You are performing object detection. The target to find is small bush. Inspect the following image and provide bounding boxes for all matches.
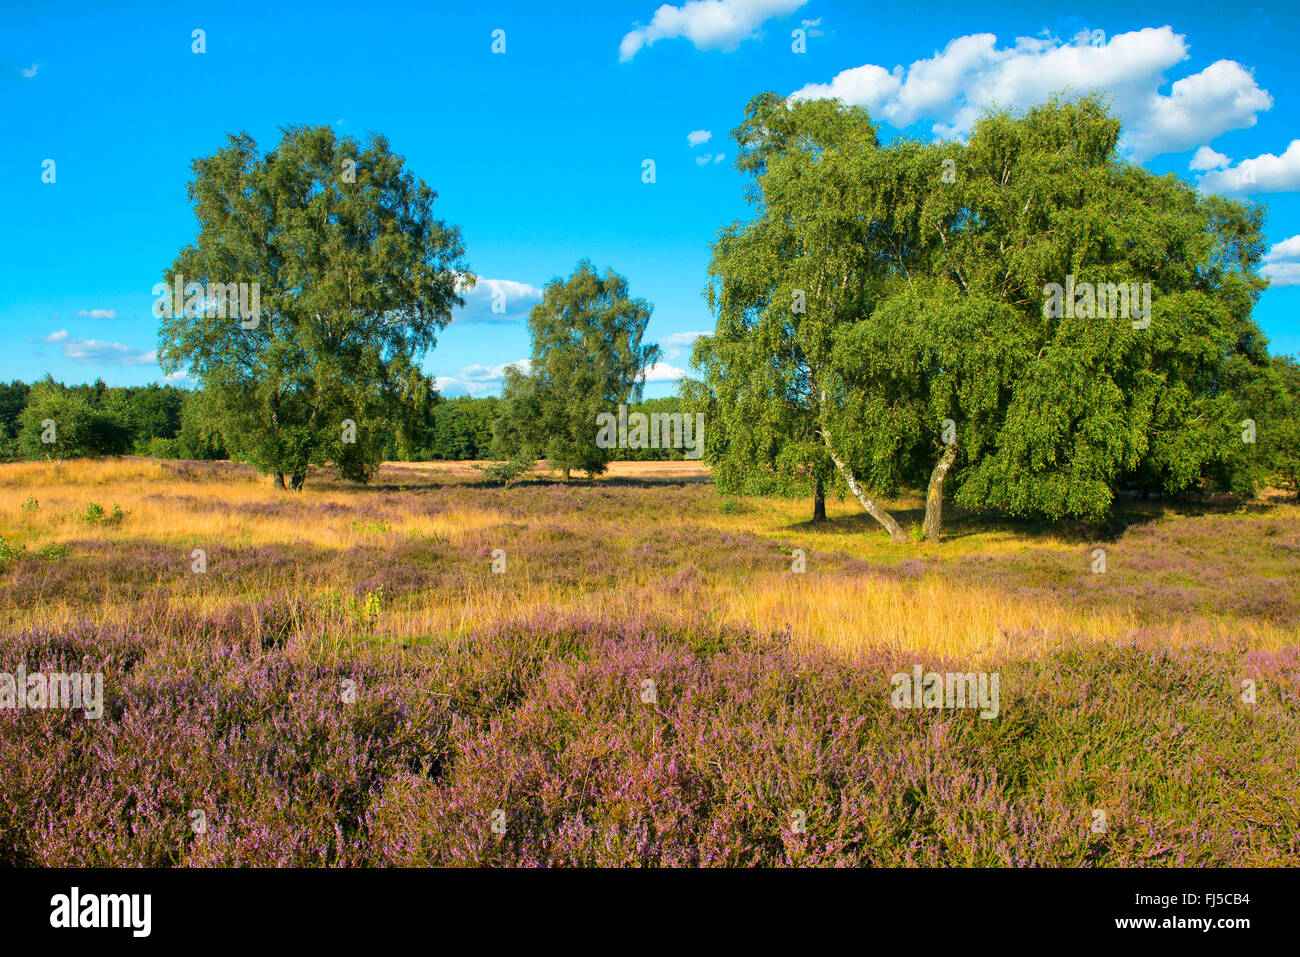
[0,536,25,564]
[473,457,535,487]
[36,542,68,563]
[78,502,127,526]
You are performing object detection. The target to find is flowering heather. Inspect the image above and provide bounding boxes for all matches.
[1,611,1295,867]
[1,459,1298,866]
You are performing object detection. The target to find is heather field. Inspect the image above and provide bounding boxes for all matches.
[1,457,1297,866]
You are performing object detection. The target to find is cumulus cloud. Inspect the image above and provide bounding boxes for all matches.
[1261,235,1300,288]
[450,277,543,324]
[659,330,709,360]
[694,153,726,165]
[790,27,1273,161]
[687,129,712,147]
[1189,145,1231,172]
[21,64,37,78]
[620,0,807,61]
[1196,140,1300,195]
[161,368,196,387]
[43,330,157,366]
[75,308,118,319]
[1128,58,1273,159]
[642,361,687,384]
[433,359,531,397]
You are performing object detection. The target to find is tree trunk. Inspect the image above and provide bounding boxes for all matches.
[274,472,286,489]
[562,467,571,482]
[822,434,907,543]
[921,442,958,542]
[289,470,306,491]
[812,474,826,522]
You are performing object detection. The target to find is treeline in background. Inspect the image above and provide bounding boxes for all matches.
[0,377,697,465]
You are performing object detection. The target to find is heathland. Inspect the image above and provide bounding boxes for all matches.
[1,457,1296,865]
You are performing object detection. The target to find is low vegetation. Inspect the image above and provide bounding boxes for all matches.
[1,458,1296,865]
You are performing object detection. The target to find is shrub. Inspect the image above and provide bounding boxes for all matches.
[78,502,127,526]
[473,456,535,487]
[0,536,24,564]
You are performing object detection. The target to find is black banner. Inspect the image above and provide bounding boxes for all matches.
[0,867,1284,945]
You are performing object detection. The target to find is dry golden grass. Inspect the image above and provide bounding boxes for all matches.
[0,458,507,551]
[3,457,1296,659]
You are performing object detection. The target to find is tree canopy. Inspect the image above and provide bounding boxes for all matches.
[696,92,1275,542]
[157,125,470,489]
[493,261,660,480]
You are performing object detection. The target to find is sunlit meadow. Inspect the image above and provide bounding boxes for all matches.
[1,457,1297,865]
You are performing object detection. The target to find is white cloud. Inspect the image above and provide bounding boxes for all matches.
[620,0,808,62]
[687,129,712,147]
[435,354,689,394]
[43,330,157,366]
[21,64,37,78]
[1265,235,1300,263]
[450,277,543,324]
[161,368,196,387]
[790,27,1273,161]
[1197,140,1300,195]
[1262,263,1300,288]
[659,330,709,360]
[1261,235,1300,288]
[75,308,118,319]
[1189,145,1231,172]
[433,359,530,396]
[642,361,687,384]
[1128,59,1272,159]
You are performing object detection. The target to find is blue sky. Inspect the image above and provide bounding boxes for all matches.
[2,0,1297,398]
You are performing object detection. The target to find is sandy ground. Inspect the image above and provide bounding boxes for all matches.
[379,459,713,483]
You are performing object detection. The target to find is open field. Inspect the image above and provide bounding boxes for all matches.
[2,457,1298,865]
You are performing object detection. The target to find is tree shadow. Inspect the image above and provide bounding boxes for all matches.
[780,493,1282,544]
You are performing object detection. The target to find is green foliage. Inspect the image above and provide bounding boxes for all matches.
[492,261,660,479]
[78,503,126,527]
[701,91,1276,533]
[0,535,61,569]
[1266,354,1300,498]
[943,100,1272,517]
[0,380,31,459]
[322,586,384,635]
[157,126,470,489]
[174,389,225,460]
[0,536,22,565]
[2,377,208,463]
[16,377,132,460]
[143,436,180,459]
[472,455,536,487]
[696,93,877,518]
[36,542,67,563]
[612,397,708,461]
[389,395,500,461]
